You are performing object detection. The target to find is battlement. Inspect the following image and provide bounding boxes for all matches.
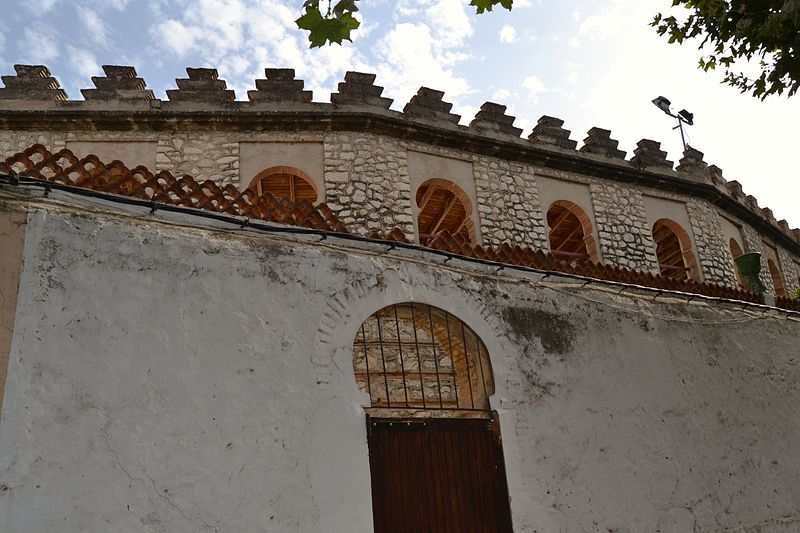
[0,64,795,251]
[1,64,798,299]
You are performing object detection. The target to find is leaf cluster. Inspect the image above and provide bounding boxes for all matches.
[296,0,514,47]
[653,1,800,99]
[296,0,361,48]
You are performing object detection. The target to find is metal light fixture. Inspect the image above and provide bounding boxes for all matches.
[651,96,694,150]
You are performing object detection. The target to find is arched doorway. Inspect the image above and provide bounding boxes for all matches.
[767,259,787,297]
[652,219,699,280]
[353,303,512,533]
[248,166,317,203]
[546,200,599,262]
[415,179,474,245]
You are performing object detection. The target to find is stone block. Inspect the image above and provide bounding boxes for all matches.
[528,116,576,149]
[81,65,155,101]
[166,67,235,104]
[248,68,312,103]
[629,139,673,170]
[579,127,624,158]
[402,87,460,124]
[331,72,392,109]
[676,147,708,176]
[469,102,522,137]
[0,64,68,100]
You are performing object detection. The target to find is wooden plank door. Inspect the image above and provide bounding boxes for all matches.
[367,416,513,533]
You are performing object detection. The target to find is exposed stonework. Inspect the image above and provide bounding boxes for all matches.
[156,133,239,185]
[473,157,547,248]
[740,224,777,294]
[469,103,522,137]
[248,68,312,104]
[529,116,577,150]
[403,88,460,124]
[590,182,659,272]
[686,200,738,287]
[630,139,673,170]
[330,72,392,109]
[777,247,800,294]
[1,64,799,302]
[80,65,154,101]
[323,132,413,238]
[166,68,236,104]
[579,127,626,159]
[0,65,67,101]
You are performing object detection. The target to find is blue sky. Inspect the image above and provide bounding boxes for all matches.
[1,0,798,227]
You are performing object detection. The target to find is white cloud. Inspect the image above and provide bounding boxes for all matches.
[499,25,517,44]
[568,36,581,48]
[425,0,474,47]
[67,46,101,80]
[21,28,60,63]
[566,70,578,85]
[492,88,513,101]
[77,6,108,44]
[22,0,58,15]
[154,19,202,57]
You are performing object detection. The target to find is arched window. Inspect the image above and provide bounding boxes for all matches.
[353,303,494,411]
[729,238,745,287]
[652,219,699,280]
[767,258,787,297]
[248,166,317,203]
[415,179,474,245]
[546,200,598,262]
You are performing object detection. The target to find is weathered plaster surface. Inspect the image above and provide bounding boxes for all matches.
[0,205,26,419]
[0,197,799,532]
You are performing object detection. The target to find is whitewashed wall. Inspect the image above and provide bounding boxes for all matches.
[0,197,799,532]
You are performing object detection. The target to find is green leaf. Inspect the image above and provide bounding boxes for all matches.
[296,4,360,48]
[470,0,513,14]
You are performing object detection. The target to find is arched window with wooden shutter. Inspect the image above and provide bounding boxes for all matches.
[248,166,318,203]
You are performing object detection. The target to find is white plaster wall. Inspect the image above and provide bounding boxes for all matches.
[1,199,799,532]
[238,141,325,195]
[65,140,158,170]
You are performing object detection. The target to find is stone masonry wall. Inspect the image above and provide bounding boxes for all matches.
[741,224,777,294]
[473,157,548,248]
[156,133,239,185]
[323,132,414,239]
[589,182,659,272]
[686,199,739,287]
[777,247,800,295]
[2,127,799,297]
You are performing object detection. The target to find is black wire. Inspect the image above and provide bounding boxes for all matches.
[0,172,795,317]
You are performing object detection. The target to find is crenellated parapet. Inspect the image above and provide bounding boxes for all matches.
[331,72,392,109]
[469,102,522,136]
[403,87,460,124]
[248,68,312,104]
[0,65,67,101]
[580,127,626,159]
[0,63,797,258]
[166,68,236,105]
[81,65,154,101]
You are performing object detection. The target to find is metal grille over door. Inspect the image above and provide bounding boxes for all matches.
[353,303,494,411]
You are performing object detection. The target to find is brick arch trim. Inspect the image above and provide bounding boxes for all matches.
[415,178,475,244]
[546,199,599,263]
[729,238,745,287]
[248,165,318,202]
[652,218,700,281]
[767,258,787,297]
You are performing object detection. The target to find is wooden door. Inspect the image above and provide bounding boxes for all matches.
[367,416,513,533]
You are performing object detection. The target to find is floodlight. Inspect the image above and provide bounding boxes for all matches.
[651,96,695,151]
[652,96,672,115]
